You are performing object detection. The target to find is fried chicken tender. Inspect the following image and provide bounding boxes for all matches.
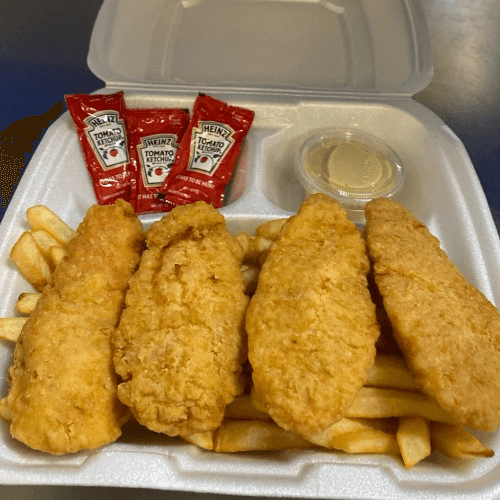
[113,201,248,437]
[0,200,144,454]
[246,194,380,437]
[365,198,500,431]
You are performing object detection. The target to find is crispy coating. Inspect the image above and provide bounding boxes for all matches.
[246,194,380,437]
[365,198,500,431]
[0,200,144,454]
[113,201,248,437]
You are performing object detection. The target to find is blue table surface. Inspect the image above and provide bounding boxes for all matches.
[1,1,500,499]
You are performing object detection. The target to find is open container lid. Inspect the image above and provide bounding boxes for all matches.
[88,0,433,96]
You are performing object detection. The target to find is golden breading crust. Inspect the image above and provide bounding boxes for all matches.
[365,198,500,431]
[0,200,144,454]
[246,194,380,437]
[113,201,248,437]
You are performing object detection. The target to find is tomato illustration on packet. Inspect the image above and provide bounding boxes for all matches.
[65,91,132,205]
[158,93,255,209]
[126,108,189,214]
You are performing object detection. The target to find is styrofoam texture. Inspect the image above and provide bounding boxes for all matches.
[87,0,433,96]
[0,89,500,499]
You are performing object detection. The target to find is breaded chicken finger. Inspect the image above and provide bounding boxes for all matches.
[365,198,500,431]
[113,201,248,437]
[0,200,144,454]
[246,194,380,437]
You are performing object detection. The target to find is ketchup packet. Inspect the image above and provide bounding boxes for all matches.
[126,108,189,214]
[65,92,132,205]
[159,94,255,209]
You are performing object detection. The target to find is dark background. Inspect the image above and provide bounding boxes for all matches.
[1,0,500,499]
[0,0,103,217]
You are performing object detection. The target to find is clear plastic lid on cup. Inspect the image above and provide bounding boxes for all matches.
[295,128,405,223]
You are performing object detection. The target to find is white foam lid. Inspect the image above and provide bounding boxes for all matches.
[87,0,433,96]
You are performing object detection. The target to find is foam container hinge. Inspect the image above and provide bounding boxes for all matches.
[1,0,500,498]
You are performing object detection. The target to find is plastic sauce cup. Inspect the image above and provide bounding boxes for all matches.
[295,128,405,224]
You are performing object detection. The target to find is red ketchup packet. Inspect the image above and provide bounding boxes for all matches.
[159,94,255,209]
[65,92,132,205]
[126,108,189,214]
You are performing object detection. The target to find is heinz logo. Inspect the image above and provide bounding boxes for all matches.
[201,122,231,138]
[88,114,117,128]
[143,136,173,148]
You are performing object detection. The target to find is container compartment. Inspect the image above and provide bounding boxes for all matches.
[1,89,500,499]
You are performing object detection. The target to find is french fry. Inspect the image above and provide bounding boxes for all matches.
[255,218,287,240]
[254,235,273,254]
[325,429,400,456]
[234,232,259,261]
[234,232,250,258]
[0,317,28,342]
[214,420,311,452]
[365,355,420,391]
[182,431,214,451]
[250,385,268,414]
[10,231,52,291]
[256,250,269,267]
[225,395,272,421]
[346,387,457,424]
[248,387,401,456]
[307,417,397,448]
[430,422,494,459]
[397,416,431,468]
[241,263,260,295]
[0,398,11,422]
[48,245,67,268]
[31,229,62,266]
[15,292,41,315]
[26,205,76,246]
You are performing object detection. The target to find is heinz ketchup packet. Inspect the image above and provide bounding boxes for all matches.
[65,92,132,205]
[159,94,254,209]
[126,108,189,214]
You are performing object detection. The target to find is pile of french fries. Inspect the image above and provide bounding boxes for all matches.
[0,206,495,468]
[0,205,75,340]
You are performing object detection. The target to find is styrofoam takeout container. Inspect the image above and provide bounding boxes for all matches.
[1,0,500,498]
